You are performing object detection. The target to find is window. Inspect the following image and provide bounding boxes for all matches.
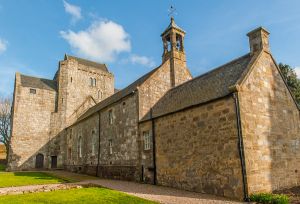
[68,148,72,160]
[90,77,97,87]
[109,139,113,155]
[143,131,151,150]
[30,88,36,94]
[78,136,82,158]
[70,77,73,83]
[108,110,113,125]
[98,90,103,99]
[91,130,96,156]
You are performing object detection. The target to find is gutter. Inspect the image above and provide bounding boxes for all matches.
[150,108,157,185]
[233,92,249,201]
[96,111,101,177]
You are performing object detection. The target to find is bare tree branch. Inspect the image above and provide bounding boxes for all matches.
[0,97,12,161]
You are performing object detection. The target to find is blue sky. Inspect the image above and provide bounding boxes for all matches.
[0,0,299,97]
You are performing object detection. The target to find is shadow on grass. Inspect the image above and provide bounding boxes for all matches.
[13,172,69,182]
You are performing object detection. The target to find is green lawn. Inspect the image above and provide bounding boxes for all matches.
[0,172,67,188]
[0,187,158,204]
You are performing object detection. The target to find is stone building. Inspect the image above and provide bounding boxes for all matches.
[8,18,300,200]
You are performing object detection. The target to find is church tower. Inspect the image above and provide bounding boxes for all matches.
[161,17,189,87]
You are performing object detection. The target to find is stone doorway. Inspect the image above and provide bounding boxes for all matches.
[51,156,57,169]
[35,153,44,169]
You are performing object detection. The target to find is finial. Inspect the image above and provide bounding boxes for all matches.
[168,5,177,18]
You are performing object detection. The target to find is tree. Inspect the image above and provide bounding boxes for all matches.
[0,97,12,162]
[279,63,300,105]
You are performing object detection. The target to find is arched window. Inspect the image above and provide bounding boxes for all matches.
[78,136,82,158]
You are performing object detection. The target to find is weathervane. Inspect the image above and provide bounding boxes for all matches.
[168,5,177,18]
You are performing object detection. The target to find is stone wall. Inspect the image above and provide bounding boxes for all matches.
[239,52,300,194]
[138,121,155,183]
[139,60,192,120]
[8,73,57,170]
[56,58,114,130]
[154,96,244,199]
[66,94,140,180]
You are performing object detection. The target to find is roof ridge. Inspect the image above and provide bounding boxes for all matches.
[20,73,54,81]
[168,53,251,91]
[65,54,106,65]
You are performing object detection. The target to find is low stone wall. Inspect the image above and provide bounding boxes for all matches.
[0,183,82,196]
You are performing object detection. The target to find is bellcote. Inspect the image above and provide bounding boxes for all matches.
[161,17,186,63]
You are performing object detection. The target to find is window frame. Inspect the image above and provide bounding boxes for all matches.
[143,131,151,150]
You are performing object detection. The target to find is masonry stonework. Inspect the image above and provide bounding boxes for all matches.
[8,19,300,201]
[239,51,300,194]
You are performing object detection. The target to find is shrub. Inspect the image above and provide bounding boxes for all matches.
[249,193,289,204]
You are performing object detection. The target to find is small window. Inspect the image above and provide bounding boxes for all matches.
[68,148,72,160]
[108,110,113,125]
[91,130,96,156]
[143,131,151,150]
[70,77,73,83]
[30,88,36,94]
[109,139,113,155]
[78,136,82,158]
[98,90,103,99]
[90,77,96,87]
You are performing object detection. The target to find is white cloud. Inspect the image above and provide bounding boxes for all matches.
[63,0,82,23]
[130,54,155,67]
[0,38,7,54]
[60,20,131,62]
[295,67,300,78]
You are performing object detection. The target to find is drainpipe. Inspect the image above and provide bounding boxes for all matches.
[233,92,249,201]
[96,111,101,177]
[150,108,157,185]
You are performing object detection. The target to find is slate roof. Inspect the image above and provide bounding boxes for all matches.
[20,74,57,91]
[77,66,161,122]
[143,53,252,120]
[64,54,109,73]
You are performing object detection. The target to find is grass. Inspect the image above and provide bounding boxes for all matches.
[250,193,289,204]
[0,164,5,172]
[0,187,158,204]
[0,172,67,188]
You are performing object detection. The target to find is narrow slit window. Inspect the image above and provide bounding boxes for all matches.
[109,139,113,155]
[108,110,113,125]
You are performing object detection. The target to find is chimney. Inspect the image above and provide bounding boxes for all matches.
[247,27,270,55]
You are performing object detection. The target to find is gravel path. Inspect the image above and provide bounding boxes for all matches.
[1,171,244,204]
[78,179,243,204]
